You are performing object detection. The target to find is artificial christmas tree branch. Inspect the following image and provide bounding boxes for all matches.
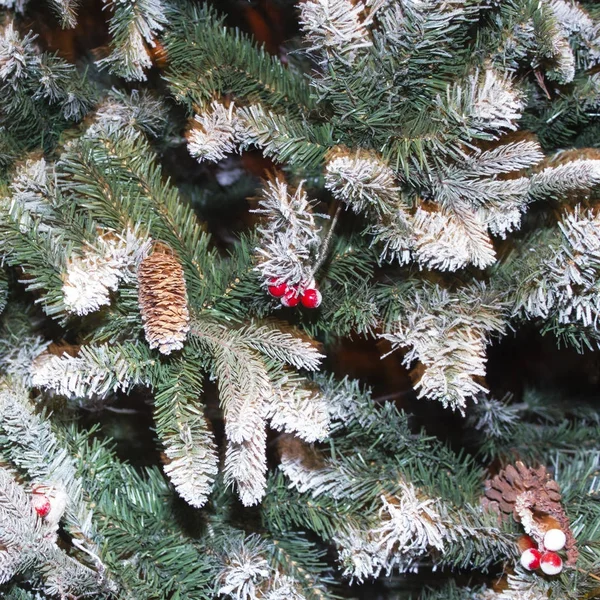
[1,0,600,598]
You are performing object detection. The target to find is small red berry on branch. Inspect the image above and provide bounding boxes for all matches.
[540,551,563,575]
[265,275,324,309]
[30,485,68,528]
[300,288,322,309]
[520,548,542,571]
[267,279,287,298]
[281,287,300,307]
[32,493,51,518]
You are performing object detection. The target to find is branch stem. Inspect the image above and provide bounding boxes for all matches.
[310,202,342,279]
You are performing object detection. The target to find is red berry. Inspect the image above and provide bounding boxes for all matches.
[520,548,542,571]
[300,288,322,309]
[267,279,287,298]
[33,494,51,518]
[281,287,300,307]
[540,551,563,575]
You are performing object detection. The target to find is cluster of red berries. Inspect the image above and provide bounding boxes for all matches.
[519,529,566,575]
[267,278,322,309]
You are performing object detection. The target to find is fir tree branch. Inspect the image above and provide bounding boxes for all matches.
[240,322,324,372]
[97,0,168,81]
[48,0,79,29]
[152,356,218,509]
[238,104,333,172]
[0,380,117,595]
[0,20,94,167]
[30,343,153,399]
[58,125,215,311]
[163,3,316,115]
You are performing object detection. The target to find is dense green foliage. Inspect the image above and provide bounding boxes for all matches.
[0,0,599,598]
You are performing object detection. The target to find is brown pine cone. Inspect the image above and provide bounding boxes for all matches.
[484,462,560,516]
[484,461,578,565]
[138,243,190,355]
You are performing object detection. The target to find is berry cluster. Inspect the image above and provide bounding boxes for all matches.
[519,529,566,576]
[267,278,322,309]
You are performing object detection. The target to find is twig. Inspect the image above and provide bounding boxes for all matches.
[578,566,600,583]
[72,538,107,574]
[104,406,142,415]
[309,202,342,279]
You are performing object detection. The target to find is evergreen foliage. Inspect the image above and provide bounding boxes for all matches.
[0,0,599,598]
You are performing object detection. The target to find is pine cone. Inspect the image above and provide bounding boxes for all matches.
[484,461,578,565]
[138,243,190,355]
[484,462,560,516]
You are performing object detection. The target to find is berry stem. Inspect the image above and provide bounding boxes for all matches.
[309,201,342,281]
